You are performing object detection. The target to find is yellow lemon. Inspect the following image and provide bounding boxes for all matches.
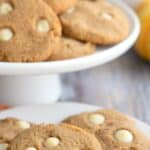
[135,0,150,61]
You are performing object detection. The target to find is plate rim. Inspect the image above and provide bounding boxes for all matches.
[0,102,150,137]
[0,102,99,114]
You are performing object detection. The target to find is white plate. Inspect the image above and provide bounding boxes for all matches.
[0,102,150,138]
[0,0,140,75]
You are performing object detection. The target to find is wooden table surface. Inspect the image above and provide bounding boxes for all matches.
[61,49,150,124]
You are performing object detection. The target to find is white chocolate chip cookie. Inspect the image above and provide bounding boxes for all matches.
[0,0,61,62]
[63,109,150,150]
[8,124,102,150]
[60,0,130,45]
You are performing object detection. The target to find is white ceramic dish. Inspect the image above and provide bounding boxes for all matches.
[0,0,140,105]
[0,102,149,138]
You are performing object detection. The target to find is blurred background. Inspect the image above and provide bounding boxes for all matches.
[61,50,150,124]
[61,0,150,124]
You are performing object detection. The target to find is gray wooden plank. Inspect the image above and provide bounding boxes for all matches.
[61,49,150,124]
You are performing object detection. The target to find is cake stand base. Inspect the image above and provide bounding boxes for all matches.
[0,75,62,106]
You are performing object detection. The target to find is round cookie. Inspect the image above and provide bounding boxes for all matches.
[43,0,77,14]
[8,124,102,150]
[0,0,61,62]
[50,37,95,60]
[0,118,33,149]
[63,109,150,150]
[60,0,130,45]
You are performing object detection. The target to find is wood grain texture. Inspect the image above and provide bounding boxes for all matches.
[61,49,150,124]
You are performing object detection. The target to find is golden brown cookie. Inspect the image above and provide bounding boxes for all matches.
[0,0,61,62]
[50,37,95,60]
[8,124,102,150]
[60,1,130,45]
[0,118,33,149]
[63,109,150,150]
[43,0,77,14]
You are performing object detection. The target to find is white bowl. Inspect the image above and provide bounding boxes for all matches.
[0,0,140,105]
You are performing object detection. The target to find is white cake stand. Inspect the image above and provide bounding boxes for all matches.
[0,0,140,106]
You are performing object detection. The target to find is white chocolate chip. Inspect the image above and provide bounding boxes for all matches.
[66,7,75,14]
[101,12,112,20]
[0,28,13,42]
[0,3,13,15]
[89,114,105,125]
[115,129,133,143]
[17,120,31,129]
[45,137,60,148]
[25,147,37,150]
[0,143,9,150]
[37,19,50,33]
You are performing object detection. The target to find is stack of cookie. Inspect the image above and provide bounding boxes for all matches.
[0,0,130,62]
[0,109,150,150]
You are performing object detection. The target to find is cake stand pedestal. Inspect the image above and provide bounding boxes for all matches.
[0,75,61,106]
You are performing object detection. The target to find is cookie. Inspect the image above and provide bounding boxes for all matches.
[8,124,102,150]
[63,109,150,150]
[0,0,61,62]
[0,118,33,149]
[50,37,95,60]
[43,0,77,14]
[60,1,130,45]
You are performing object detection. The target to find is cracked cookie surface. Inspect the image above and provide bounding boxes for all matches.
[0,0,61,62]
